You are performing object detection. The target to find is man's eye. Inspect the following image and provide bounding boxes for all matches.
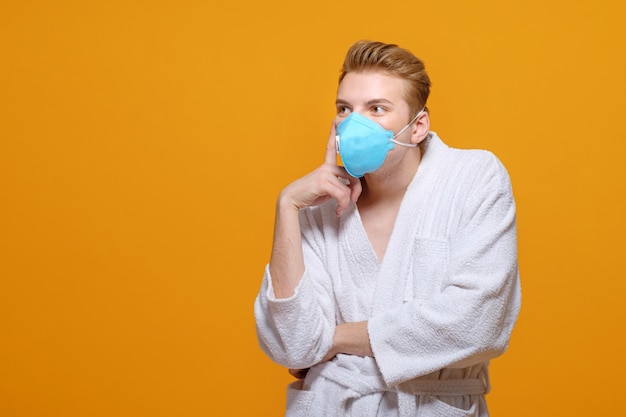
[372,106,385,114]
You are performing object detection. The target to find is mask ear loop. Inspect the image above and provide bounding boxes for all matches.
[391,107,426,147]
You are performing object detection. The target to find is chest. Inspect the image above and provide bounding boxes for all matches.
[358,201,402,263]
[330,190,454,320]
[334,207,451,321]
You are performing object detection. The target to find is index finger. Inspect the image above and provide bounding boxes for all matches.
[324,121,338,166]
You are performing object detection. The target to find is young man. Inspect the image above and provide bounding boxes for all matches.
[254,40,521,416]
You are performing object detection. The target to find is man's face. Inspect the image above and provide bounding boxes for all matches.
[335,71,412,137]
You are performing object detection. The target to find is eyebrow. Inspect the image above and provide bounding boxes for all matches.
[335,98,395,107]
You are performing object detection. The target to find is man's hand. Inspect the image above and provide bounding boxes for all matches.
[288,368,309,380]
[278,123,362,217]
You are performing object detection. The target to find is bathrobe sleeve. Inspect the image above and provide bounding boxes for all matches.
[254,207,337,369]
[368,153,521,386]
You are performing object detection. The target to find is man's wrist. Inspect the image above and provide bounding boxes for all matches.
[277,191,301,214]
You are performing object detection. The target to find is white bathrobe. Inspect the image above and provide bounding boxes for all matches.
[254,132,521,417]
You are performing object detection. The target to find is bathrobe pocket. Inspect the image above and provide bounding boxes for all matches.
[405,238,448,302]
[419,395,478,417]
[285,380,316,417]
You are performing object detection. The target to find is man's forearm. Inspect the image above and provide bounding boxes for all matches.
[331,321,373,358]
[269,198,305,299]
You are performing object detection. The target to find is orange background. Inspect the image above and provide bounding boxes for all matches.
[1,1,625,416]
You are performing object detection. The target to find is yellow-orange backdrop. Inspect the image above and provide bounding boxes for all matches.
[1,1,625,416]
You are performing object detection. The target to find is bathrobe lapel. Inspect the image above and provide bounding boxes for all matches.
[337,204,381,320]
[370,137,439,316]
[336,134,443,319]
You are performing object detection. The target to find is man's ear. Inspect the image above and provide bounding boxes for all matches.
[410,111,430,145]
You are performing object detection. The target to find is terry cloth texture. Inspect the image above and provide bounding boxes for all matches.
[254,132,521,417]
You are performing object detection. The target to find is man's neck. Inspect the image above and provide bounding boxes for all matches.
[359,151,421,205]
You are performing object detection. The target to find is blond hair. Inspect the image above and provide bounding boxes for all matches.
[339,40,431,117]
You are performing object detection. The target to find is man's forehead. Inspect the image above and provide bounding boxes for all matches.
[337,71,408,102]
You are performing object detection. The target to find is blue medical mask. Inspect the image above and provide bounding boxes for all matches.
[335,109,425,178]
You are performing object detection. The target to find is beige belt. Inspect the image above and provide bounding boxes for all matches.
[315,360,488,398]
